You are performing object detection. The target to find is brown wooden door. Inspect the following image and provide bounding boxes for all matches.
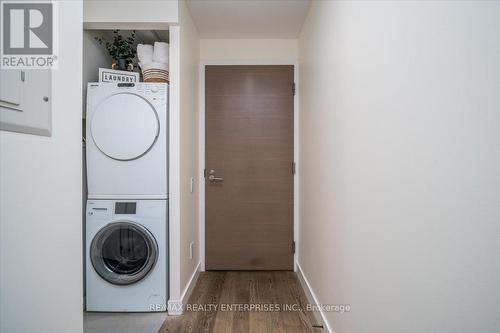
[205,65,294,270]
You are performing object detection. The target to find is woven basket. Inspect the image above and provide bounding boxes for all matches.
[142,68,169,83]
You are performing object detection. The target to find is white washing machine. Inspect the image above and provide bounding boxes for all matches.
[86,199,168,312]
[86,82,168,199]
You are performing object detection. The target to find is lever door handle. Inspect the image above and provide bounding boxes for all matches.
[208,174,224,182]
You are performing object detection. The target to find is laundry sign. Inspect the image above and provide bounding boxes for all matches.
[99,68,139,83]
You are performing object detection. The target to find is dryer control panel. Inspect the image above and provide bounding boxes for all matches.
[112,83,167,103]
[137,84,167,102]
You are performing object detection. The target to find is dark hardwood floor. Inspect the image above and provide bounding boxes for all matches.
[159,271,322,333]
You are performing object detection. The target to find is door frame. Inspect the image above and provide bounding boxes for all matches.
[198,60,300,272]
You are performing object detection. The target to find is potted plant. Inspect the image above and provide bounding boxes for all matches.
[95,30,136,71]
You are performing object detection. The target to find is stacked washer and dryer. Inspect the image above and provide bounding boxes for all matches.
[85,82,168,312]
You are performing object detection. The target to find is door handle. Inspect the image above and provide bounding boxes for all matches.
[208,174,224,182]
[208,169,223,182]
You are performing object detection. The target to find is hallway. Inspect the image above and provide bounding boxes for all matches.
[160,271,322,333]
[1,1,499,333]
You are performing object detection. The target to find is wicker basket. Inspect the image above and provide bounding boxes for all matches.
[142,68,169,83]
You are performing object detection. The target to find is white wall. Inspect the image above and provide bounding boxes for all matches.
[82,30,111,86]
[179,0,200,297]
[0,1,83,333]
[200,39,297,62]
[82,30,112,117]
[83,0,178,29]
[298,1,500,332]
[168,24,182,307]
[168,0,200,310]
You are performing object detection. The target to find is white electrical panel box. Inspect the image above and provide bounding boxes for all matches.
[0,69,52,136]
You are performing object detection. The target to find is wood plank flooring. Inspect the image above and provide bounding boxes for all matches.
[159,271,322,333]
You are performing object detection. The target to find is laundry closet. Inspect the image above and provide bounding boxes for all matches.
[82,6,175,314]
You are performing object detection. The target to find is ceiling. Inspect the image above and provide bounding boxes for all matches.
[186,0,311,39]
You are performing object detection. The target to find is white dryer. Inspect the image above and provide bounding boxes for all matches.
[86,82,168,199]
[86,199,168,312]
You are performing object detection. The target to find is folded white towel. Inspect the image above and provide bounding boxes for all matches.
[137,44,153,64]
[153,42,169,65]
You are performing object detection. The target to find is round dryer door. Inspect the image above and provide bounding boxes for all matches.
[90,221,158,285]
[91,93,159,161]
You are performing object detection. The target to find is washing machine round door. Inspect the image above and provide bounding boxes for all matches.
[91,93,159,161]
[90,221,158,285]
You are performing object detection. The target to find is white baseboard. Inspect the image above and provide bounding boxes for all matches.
[296,262,335,333]
[167,261,201,315]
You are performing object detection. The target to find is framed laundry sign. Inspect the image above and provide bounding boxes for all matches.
[98,68,139,83]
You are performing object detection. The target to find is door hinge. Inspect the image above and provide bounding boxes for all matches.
[203,169,207,178]
[292,241,296,254]
[292,82,296,96]
[292,162,296,175]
